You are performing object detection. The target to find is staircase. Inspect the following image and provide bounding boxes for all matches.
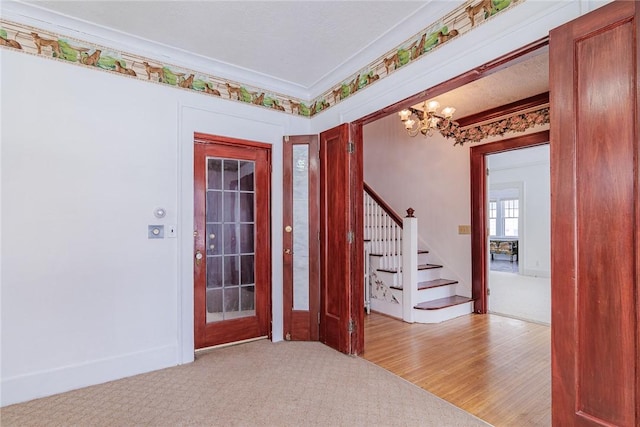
[364,183,473,323]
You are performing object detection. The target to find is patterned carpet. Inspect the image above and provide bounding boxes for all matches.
[1,340,489,426]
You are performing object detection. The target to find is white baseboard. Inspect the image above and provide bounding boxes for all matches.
[522,268,551,278]
[1,344,179,407]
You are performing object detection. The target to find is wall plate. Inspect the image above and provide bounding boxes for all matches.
[148,225,164,239]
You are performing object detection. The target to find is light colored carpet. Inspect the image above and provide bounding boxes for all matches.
[1,340,490,426]
[489,271,550,324]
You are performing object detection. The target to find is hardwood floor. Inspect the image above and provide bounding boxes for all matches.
[363,312,550,427]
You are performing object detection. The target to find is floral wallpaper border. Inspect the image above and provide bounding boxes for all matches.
[452,107,549,145]
[0,0,523,118]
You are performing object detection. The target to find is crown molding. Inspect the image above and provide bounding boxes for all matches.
[1,0,311,99]
[306,1,463,100]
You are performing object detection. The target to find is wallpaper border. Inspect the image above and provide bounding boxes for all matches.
[0,0,524,118]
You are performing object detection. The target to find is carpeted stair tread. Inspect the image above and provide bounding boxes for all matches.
[414,295,473,310]
[418,279,458,290]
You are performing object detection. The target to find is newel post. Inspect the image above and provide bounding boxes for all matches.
[402,208,418,323]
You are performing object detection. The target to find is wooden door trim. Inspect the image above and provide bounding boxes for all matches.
[282,135,320,341]
[194,132,272,150]
[357,37,549,126]
[469,130,550,313]
[349,122,364,355]
[193,134,272,349]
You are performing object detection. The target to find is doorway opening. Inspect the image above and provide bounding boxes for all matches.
[486,145,550,325]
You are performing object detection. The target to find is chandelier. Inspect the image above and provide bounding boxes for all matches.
[398,100,459,138]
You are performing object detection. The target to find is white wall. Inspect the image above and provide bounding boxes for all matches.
[488,145,550,276]
[0,49,309,406]
[363,114,473,297]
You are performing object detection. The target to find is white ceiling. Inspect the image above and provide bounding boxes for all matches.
[14,1,549,117]
[22,0,428,89]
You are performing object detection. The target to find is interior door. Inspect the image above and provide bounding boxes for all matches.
[283,135,320,341]
[318,123,364,355]
[550,1,638,425]
[194,133,271,349]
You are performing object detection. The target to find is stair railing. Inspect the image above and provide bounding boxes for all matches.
[363,183,403,271]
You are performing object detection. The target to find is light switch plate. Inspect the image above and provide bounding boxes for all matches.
[148,225,164,239]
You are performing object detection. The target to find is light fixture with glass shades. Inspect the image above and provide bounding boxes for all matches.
[398,100,459,138]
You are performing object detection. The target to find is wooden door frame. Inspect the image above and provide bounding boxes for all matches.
[193,132,272,349]
[352,38,549,333]
[469,130,550,313]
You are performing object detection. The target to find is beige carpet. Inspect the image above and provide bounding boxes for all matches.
[1,340,489,426]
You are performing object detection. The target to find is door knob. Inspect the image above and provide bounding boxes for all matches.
[285,225,292,233]
[284,248,292,255]
[195,250,203,266]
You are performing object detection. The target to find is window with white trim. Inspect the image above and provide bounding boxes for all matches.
[489,198,519,237]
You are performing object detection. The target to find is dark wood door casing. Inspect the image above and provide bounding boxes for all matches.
[550,1,638,425]
[193,133,272,349]
[470,131,550,313]
[283,135,320,341]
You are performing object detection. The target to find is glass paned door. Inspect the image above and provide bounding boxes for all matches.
[283,135,319,341]
[194,135,271,349]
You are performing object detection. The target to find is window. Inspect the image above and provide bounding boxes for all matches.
[489,201,497,236]
[489,198,519,237]
[503,199,519,237]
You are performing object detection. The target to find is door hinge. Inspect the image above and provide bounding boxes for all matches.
[347,142,355,153]
[318,312,320,324]
[347,231,354,244]
[486,168,490,176]
[348,318,355,333]
[284,135,290,142]
[487,288,491,296]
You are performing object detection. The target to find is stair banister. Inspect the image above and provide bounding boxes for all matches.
[364,183,402,272]
[402,208,419,323]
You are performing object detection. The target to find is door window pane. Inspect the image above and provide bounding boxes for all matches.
[223,224,239,254]
[224,287,239,313]
[240,193,254,222]
[240,224,254,254]
[241,255,254,284]
[206,156,256,323]
[206,191,222,223]
[239,161,254,191]
[207,159,222,190]
[206,256,222,288]
[223,255,239,286]
[206,224,221,255]
[292,145,310,310]
[223,160,239,190]
[223,192,237,222]
[240,286,255,311]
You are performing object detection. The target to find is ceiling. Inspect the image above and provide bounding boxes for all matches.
[22,0,428,89]
[16,1,549,118]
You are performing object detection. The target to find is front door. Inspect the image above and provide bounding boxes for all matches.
[194,133,271,349]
